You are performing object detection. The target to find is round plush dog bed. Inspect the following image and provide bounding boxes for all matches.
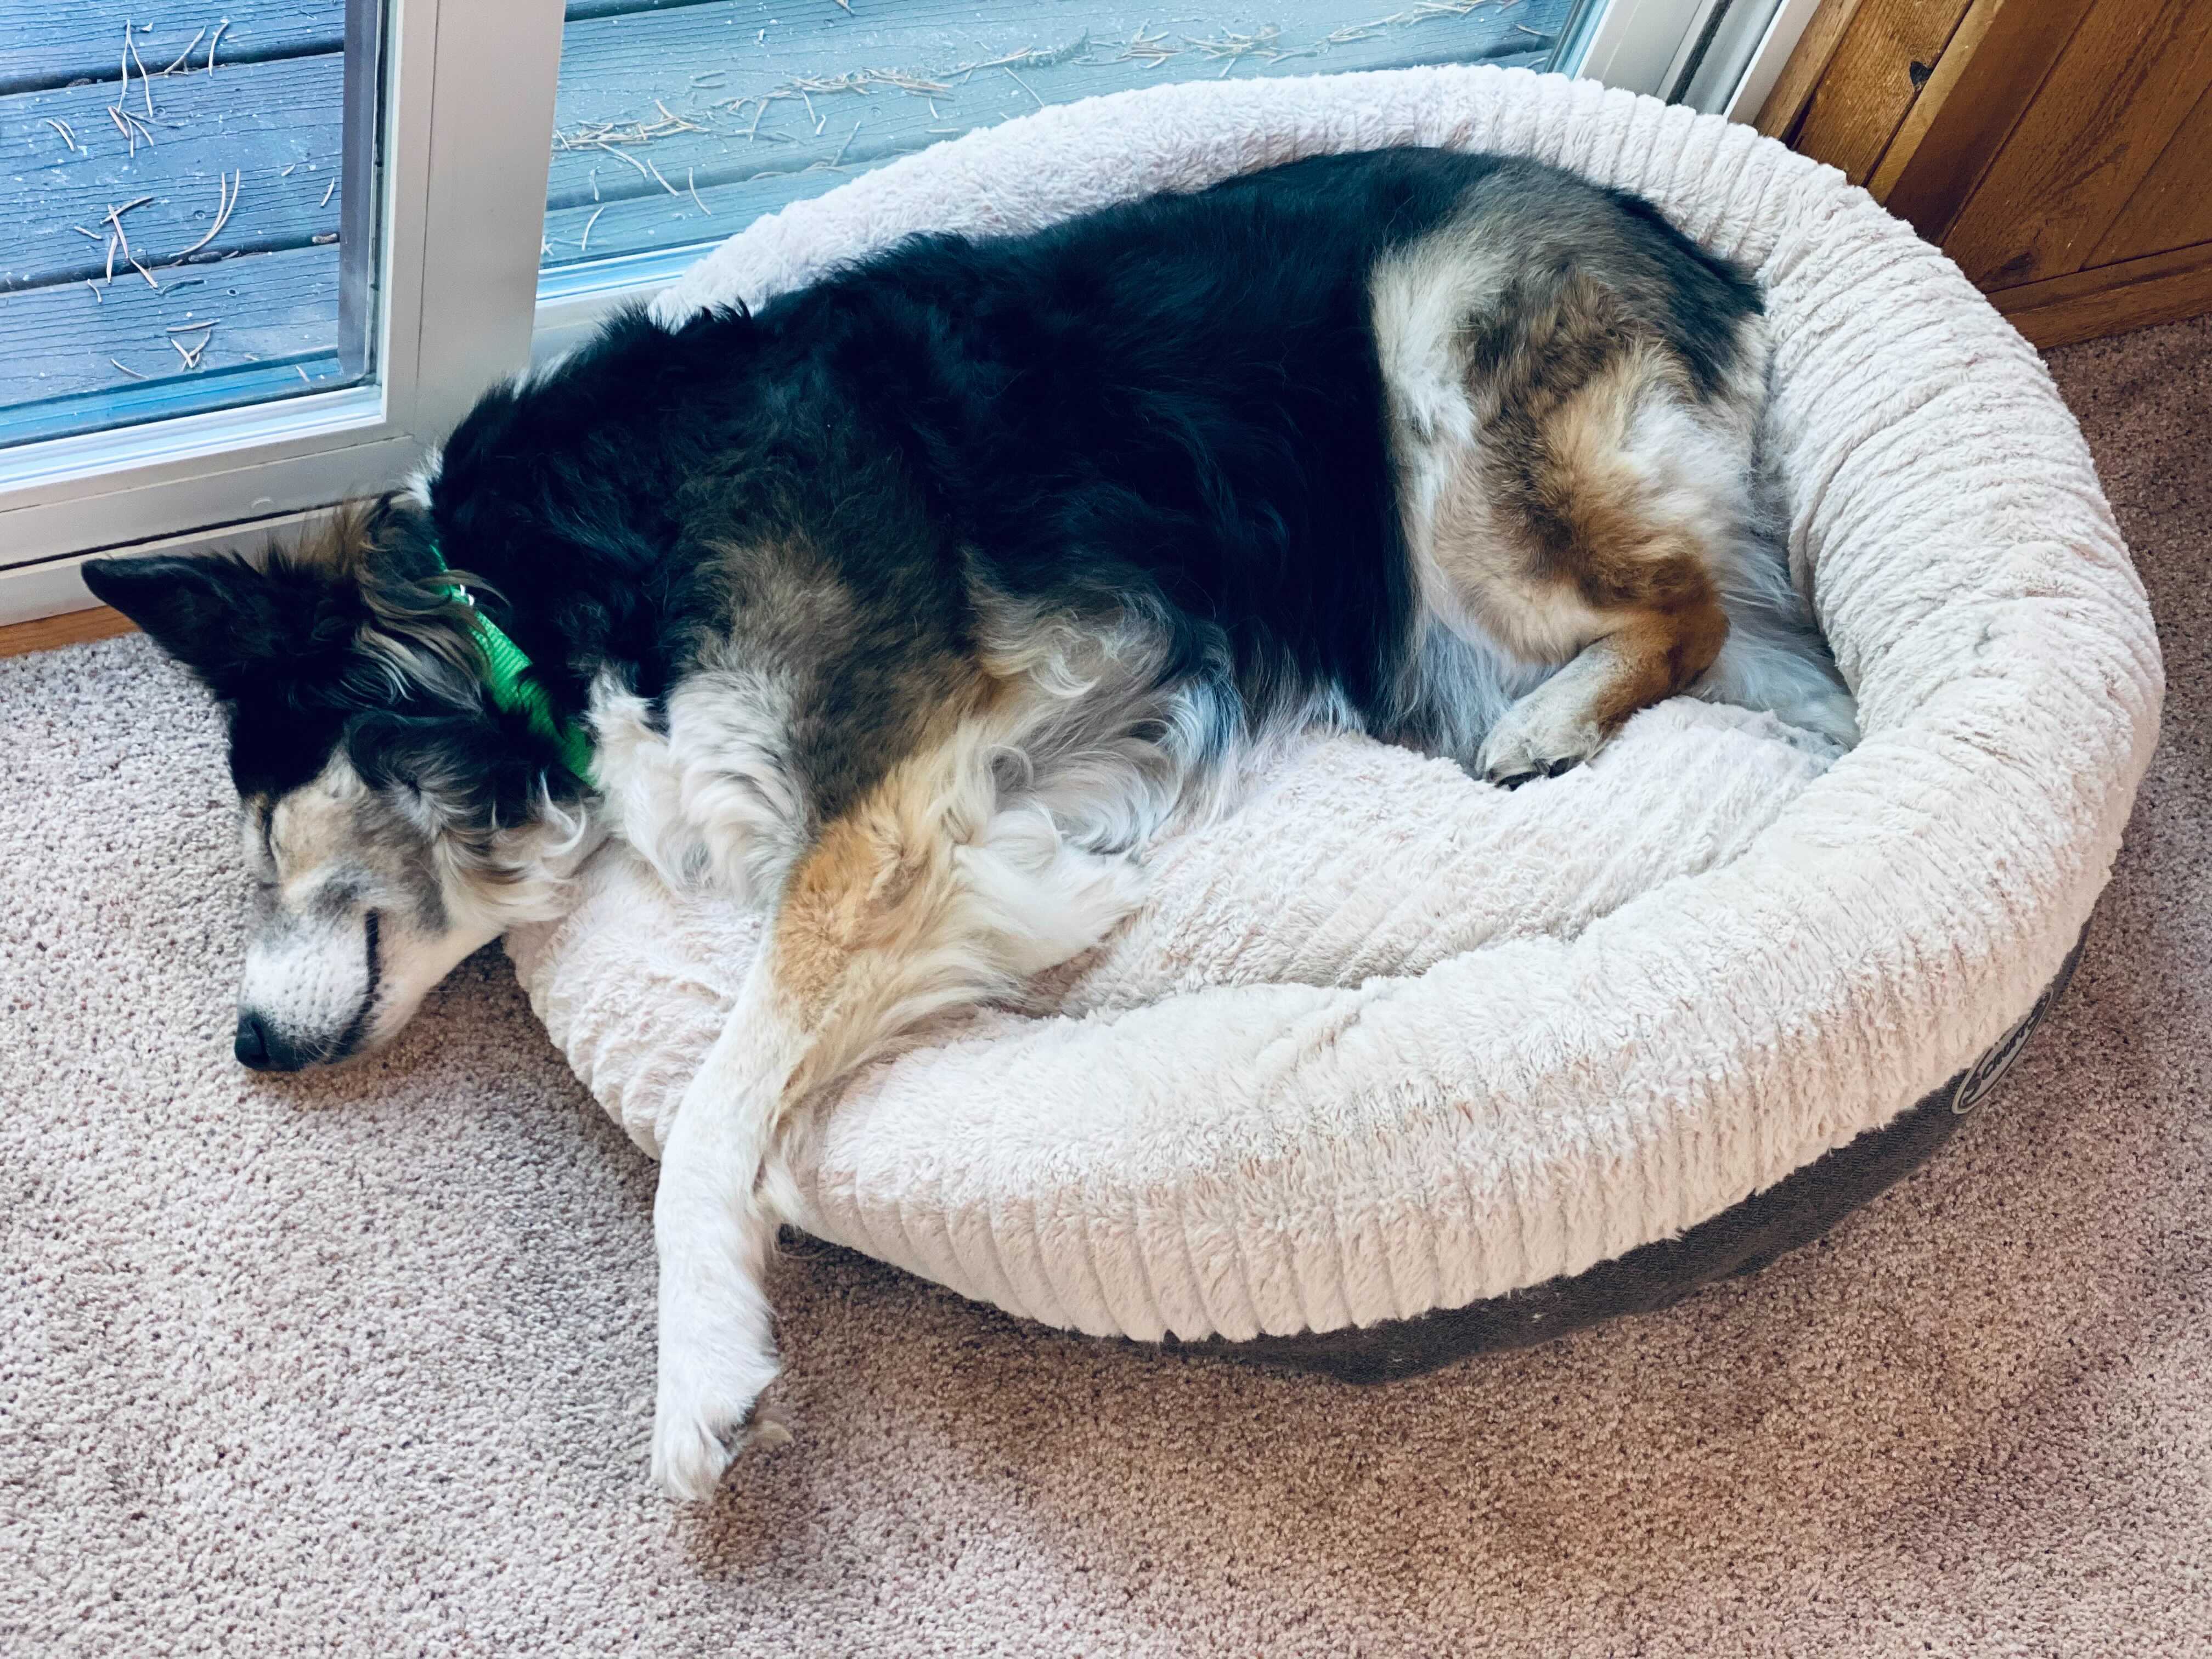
[506,66,2161,1373]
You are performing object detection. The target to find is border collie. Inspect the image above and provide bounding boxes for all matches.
[85,148,1855,1499]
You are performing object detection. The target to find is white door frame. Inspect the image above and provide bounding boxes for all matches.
[0,0,566,623]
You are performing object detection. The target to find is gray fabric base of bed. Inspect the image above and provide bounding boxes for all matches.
[1207,929,2086,1382]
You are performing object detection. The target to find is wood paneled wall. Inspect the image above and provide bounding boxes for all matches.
[1759,0,2212,348]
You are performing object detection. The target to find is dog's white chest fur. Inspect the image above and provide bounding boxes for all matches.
[586,668,811,908]
[583,657,1156,981]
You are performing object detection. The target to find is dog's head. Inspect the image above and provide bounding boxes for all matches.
[83,500,594,1071]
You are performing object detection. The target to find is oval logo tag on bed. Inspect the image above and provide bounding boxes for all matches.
[1949,934,2085,1114]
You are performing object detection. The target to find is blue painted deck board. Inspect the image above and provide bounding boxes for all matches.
[543,0,1573,270]
[563,0,747,18]
[2,53,343,292]
[0,0,683,98]
[0,4,345,98]
[0,354,348,448]
[541,55,1564,272]
[0,242,338,404]
[0,244,345,443]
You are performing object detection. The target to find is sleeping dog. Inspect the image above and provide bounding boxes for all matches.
[85,148,1855,1499]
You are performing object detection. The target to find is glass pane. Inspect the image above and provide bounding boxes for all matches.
[0,0,383,450]
[544,0,1578,282]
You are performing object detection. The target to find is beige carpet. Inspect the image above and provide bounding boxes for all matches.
[2,314,2205,1658]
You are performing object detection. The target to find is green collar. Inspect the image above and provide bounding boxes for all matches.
[430,555,597,787]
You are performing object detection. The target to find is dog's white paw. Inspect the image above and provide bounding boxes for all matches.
[1477,688,1607,789]
[650,1332,787,1501]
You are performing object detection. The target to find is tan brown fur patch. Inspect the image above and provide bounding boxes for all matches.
[1429,288,1733,733]
[1534,345,1700,600]
[761,642,1160,1104]
[1583,596,1731,734]
[771,802,933,1025]
[764,690,1007,1098]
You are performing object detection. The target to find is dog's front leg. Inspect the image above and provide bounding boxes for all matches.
[648,973,806,1501]
[644,736,1143,1499]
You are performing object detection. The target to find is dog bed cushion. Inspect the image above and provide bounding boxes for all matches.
[505,65,2161,1350]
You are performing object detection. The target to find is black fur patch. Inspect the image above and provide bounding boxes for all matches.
[83,509,566,819]
[416,149,1763,822]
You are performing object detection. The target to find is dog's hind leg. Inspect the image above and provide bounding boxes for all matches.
[1414,331,1745,785]
[1426,346,1738,786]
[1473,583,1729,787]
[648,718,1143,1500]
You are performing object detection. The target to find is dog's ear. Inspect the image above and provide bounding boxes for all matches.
[80,552,294,693]
[82,504,466,708]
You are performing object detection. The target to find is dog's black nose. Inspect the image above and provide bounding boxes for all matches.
[234,1012,306,1072]
[234,1012,273,1069]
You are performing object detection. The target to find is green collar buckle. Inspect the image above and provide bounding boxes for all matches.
[428,553,597,787]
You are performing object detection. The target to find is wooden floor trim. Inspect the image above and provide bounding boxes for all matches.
[0,605,136,659]
[1993,242,2212,349]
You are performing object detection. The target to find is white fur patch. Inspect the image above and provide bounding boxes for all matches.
[589,663,810,907]
[650,989,796,1499]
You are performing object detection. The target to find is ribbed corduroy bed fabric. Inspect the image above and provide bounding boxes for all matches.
[508,66,2163,1344]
